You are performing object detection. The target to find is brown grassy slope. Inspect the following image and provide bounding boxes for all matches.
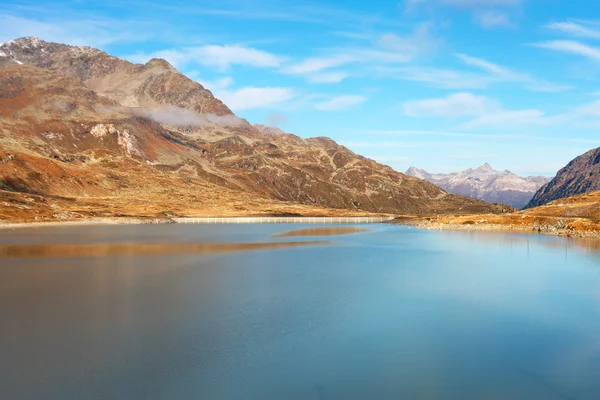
[410,190,600,237]
[0,59,508,220]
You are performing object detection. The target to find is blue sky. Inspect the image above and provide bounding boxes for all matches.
[2,0,600,176]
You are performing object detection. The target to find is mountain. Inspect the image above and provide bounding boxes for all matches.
[526,147,600,208]
[0,37,506,222]
[405,163,550,209]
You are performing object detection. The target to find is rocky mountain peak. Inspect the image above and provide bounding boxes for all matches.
[4,36,45,48]
[474,163,494,174]
[406,164,550,209]
[1,37,233,116]
[144,58,177,72]
[405,167,428,179]
[526,146,600,208]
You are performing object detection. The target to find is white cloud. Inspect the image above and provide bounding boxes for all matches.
[532,40,600,62]
[456,53,571,92]
[0,13,152,47]
[280,55,354,74]
[457,53,517,76]
[196,76,235,91]
[439,0,522,6]
[378,55,569,92]
[459,109,546,129]
[403,93,501,117]
[574,99,600,117]
[545,21,600,40]
[215,87,296,111]
[278,55,355,84]
[280,22,437,84]
[315,95,367,111]
[307,71,353,83]
[405,0,522,9]
[128,45,285,71]
[381,66,493,89]
[454,98,600,131]
[404,0,523,30]
[377,22,439,53]
[474,10,514,28]
[133,106,242,126]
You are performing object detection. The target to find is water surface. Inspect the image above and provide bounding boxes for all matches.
[1,224,600,400]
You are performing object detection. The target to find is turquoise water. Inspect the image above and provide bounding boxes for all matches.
[1,224,600,399]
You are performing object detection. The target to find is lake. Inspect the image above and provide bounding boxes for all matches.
[1,223,600,400]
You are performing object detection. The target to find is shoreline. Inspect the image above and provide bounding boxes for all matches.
[0,215,391,230]
[2,215,599,240]
[403,220,600,239]
[0,217,174,230]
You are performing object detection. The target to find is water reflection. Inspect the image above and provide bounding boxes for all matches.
[274,226,370,237]
[1,224,600,400]
[0,240,330,258]
[437,230,600,265]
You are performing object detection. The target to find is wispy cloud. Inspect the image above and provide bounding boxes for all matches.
[0,13,153,47]
[281,22,437,84]
[459,109,546,129]
[133,106,242,126]
[192,75,296,111]
[378,53,568,92]
[128,44,285,71]
[473,10,514,29]
[403,93,501,117]
[532,40,600,62]
[405,0,523,28]
[307,71,353,84]
[110,0,407,28]
[456,53,571,92]
[457,98,600,130]
[439,0,522,6]
[280,55,354,74]
[315,95,367,111]
[545,21,600,40]
[215,87,297,111]
[377,65,493,89]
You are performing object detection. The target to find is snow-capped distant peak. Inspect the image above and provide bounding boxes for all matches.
[406,164,551,209]
[474,163,495,174]
[405,167,428,179]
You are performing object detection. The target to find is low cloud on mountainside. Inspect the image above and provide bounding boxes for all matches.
[133,106,243,127]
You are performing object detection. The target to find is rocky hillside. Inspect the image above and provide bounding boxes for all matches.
[406,163,550,209]
[526,147,600,208]
[0,37,506,221]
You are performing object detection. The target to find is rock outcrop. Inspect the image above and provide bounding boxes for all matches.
[526,147,600,208]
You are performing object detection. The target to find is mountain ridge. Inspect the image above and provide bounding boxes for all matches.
[526,147,600,208]
[405,164,550,209]
[0,37,507,221]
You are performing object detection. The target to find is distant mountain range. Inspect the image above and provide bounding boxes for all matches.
[406,163,550,209]
[526,147,600,208]
[0,37,507,222]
